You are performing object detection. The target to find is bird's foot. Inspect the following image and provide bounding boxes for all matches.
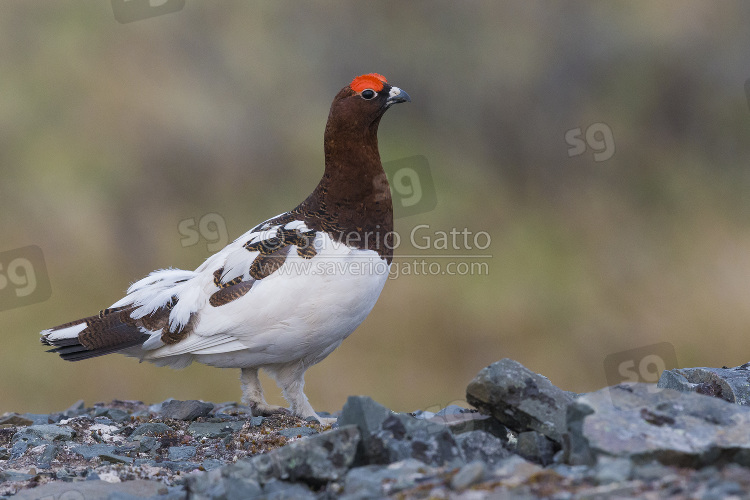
[249,402,291,417]
[314,416,338,427]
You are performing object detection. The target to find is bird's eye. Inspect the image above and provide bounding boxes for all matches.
[361,89,376,100]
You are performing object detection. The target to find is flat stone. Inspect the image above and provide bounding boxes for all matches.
[187,421,244,439]
[100,452,135,464]
[162,460,201,472]
[566,383,750,467]
[454,430,511,466]
[71,443,116,460]
[168,445,197,461]
[0,413,34,427]
[104,408,131,423]
[13,424,75,442]
[277,426,318,438]
[129,422,172,439]
[658,365,750,405]
[427,410,510,439]
[343,458,437,498]
[490,455,544,486]
[0,470,33,483]
[160,399,215,421]
[466,358,574,443]
[450,460,486,490]
[11,479,166,500]
[20,413,50,425]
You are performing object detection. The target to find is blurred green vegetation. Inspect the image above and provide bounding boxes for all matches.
[3,1,750,414]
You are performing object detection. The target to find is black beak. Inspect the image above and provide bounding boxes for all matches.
[385,86,411,107]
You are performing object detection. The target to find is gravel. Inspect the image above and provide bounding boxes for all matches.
[4,360,750,498]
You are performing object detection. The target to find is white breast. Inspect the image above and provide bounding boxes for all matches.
[140,231,390,369]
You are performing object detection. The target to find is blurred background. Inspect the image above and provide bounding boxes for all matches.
[2,1,750,414]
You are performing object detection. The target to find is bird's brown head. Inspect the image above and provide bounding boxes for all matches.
[326,73,410,138]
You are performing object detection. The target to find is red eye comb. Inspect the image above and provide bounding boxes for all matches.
[350,73,387,93]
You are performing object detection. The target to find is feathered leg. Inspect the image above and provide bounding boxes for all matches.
[268,363,336,425]
[240,367,289,416]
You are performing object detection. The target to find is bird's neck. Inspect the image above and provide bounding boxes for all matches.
[294,119,394,261]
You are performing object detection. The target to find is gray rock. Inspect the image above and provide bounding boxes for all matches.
[10,424,74,459]
[129,422,172,439]
[278,426,318,439]
[0,413,33,426]
[516,430,557,466]
[36,443,58,468]
[259,424,360,484]
[100,452,135,464]
[202,458,225,471]
[491,454,544,482]
[466,358,574,443]
[339,396,393,436]
[262,479,316,500]
[13,423,75,442]
[450,460,486,490]
[631,460,677,481]
[366,413,464,467]
[187,466,262,500]
[0,447,9,460]
[188,425,360,491]
[454,430,511,465]
[343,459,437,498]
[169,445,197,461]
[55,468,75,481]
[0,470,33,483]
[566,383,750,467]
[658,365,750,405]
[187,421,244,439]
[594,456,633,484]
[103,408,131,423]
[427,410,511,439]
[63,399,86,417]
[162,460,202,472]
[71,443,116,460]
[339,395,395,466]
[135,436,161,454]
[339,396,464,467]
[11,479,167,500]
[161,400,215,421]
[247,415,265,427]
[20,413,50,425]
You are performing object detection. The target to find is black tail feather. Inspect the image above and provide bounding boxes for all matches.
[42,306,150,361]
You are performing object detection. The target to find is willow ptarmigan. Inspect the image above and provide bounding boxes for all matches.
[41,74,410,424]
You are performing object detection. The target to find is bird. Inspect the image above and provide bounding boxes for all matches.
[41,73,410,424]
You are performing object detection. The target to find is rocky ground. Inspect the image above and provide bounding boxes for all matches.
[3,360,750,499]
